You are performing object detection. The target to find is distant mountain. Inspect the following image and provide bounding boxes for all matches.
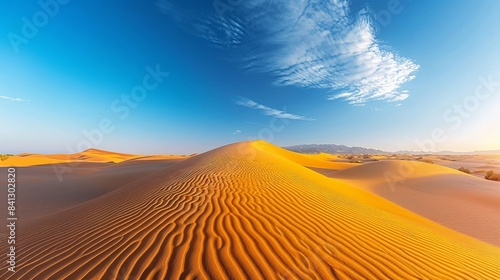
[285,144,500,155]
[284,144,388,155]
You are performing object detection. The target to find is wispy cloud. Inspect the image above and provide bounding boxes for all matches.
[235,96,314,121]
[232,129,242,134]
[388,93,409,102]
[0,95,30,102]
[159,0,419,105]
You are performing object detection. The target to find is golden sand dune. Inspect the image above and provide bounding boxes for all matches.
[0,148,140,167]
[1,141,500,279]
[74,148,140,162]
[330,160,500,246]
[253,140,358,170]
[0,154,75,167]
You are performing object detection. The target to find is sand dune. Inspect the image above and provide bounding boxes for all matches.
[0,149,189,168]
[429,154,500,179]
[1,158,186,222]
[327,160,500,246]
[0,154,77,167]
[1,141,499,279]
[72,148,139,163]
[252,140,358,170]
[0,149,139,167]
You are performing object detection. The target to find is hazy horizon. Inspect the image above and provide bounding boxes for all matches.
[4,140,500,156]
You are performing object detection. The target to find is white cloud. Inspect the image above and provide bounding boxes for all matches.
[328,92,352,100]
[387,93,409,102]
[232,129,242,134]
[235,96,314,121]
[0,95,30,102]
[159,0,419,105]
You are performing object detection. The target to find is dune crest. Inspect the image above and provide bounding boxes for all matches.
[252,140,358,170]
[1,141,499,279]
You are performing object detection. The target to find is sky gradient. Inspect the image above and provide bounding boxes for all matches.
[1,0,500,154]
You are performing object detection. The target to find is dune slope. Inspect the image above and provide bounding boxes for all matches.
[252,140,358,170]
[331,160,500,246]
[1,141,499,279]
[0,158,186,222]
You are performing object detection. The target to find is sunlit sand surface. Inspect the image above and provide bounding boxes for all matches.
[1,141,499,279]
[328,160,500,246]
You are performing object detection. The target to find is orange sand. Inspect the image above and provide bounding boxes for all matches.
[0,149,138,166]
[329,160,500,246]
[0,141,499,279]
[0,149,188,167]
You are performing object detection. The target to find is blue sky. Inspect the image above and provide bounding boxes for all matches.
[1,0,500,154]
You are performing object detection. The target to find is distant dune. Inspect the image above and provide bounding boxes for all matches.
[0,148,188,167]
[0,148,138,166]
[1,141,499,279]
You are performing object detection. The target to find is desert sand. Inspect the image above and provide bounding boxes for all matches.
[327,160,500,246]
[1,141,500,279]
[2,149,138,166]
